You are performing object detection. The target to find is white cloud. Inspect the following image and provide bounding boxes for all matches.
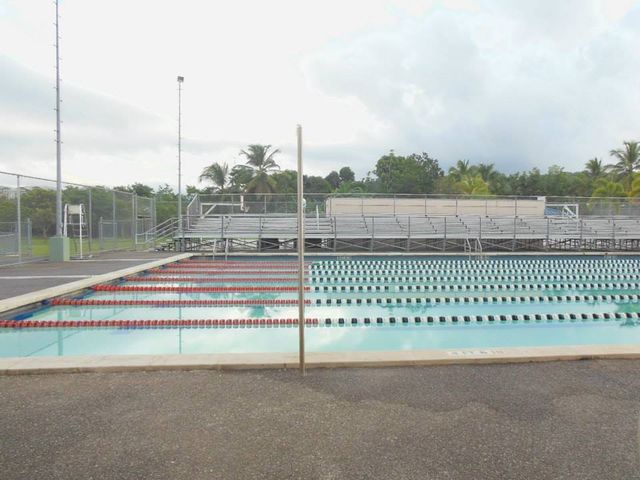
[304,0,640,173]
[0,0,639,188]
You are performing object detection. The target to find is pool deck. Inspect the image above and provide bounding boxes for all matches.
[1,360,639,480]
[2,344,640,375]
[0,251,192,313]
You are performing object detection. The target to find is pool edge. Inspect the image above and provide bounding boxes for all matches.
[0,252,194,316]
[2,344,640,375]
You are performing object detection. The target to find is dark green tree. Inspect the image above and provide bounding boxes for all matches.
[339,166,355,184]
[325,171,341,190]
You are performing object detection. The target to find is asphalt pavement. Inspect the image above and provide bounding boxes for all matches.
[1,360,639,479]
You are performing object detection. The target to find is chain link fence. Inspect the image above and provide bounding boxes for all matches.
[0,171,160,262]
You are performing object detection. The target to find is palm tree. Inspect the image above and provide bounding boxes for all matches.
[607,141,640,191]
[240,144,280,194]
[199,162,229,193]
[583,158,604,179]
[628,174,640,198]
[457,174,490,195]
[592,179,626,197]
[448,160,473,182]
[476,163,497,184]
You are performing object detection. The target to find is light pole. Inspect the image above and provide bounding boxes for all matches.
[55,0,62,237]
[50,0,69,261]
[177,76,184,250]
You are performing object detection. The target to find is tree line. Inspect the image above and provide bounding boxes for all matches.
[1,140,638,238]
[196,140,640,198]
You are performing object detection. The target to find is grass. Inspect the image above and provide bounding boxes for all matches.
[26,237,139,258]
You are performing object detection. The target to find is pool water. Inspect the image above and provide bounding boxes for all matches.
[1,255,640,357]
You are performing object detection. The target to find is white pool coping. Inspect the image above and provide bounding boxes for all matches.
[0,252,193,315]
[1,344,640,375]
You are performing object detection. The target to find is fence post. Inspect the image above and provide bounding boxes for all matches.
[112,191,117,247]
[27,218,32,256]
[16,175,21,261]
[87,189,93,254]
[512,216,517,251]
[152,196,157,232]
[406,216,411,252]
[99,217,104,250]
[131,194,136,248]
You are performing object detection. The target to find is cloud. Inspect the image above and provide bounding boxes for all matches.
[1,0,639,188]
[0,56,239,186]
[303,0,640,173]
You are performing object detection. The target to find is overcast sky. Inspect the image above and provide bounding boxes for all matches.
[0,0,639,189]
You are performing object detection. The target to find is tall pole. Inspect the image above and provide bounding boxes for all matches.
[297,125,306,375]
[54,0,62,237]
[177,76,184,248]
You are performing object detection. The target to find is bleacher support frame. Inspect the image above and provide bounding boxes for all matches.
[171,213,640,253]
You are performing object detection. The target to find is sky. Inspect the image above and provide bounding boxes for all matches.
[0,0,639,189]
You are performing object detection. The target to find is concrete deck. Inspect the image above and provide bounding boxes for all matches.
[1,360,639,479]
[0,251,181,301]
[2,344,640,375]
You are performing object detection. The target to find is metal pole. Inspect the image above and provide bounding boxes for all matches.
[16,175,21,261]
[131,194,136,247]
[177,76,184,249]
[54,0,63,237]
[27,219,32,255]
[112,191,116,248]
[87,189,93,253]
[296,125,306,375]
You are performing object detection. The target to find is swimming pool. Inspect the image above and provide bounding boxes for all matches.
[1,255,640,358]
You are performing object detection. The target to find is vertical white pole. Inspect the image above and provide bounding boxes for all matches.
[297,125,306,375]
[177,76,184,249]
[79,206,83,258]
[16,175,21,261]
[54,0,63,237]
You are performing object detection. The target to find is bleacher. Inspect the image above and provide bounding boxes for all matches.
[178,213,640,251]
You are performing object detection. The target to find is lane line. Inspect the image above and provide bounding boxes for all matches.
[0,275,92,280]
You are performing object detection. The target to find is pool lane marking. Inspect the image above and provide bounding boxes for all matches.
[0,275,92,279]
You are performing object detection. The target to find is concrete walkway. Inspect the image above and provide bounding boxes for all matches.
[0,251,177,300]
[1,360,639,480]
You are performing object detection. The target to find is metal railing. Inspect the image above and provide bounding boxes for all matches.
[188,193,640,218]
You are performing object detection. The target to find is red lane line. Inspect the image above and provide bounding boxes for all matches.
[50,299,312,306]
[146,268,303,275]
[160,268,303,273]
[170,264,309,269]
[171,261,309,265]
[125,276,300,283]
[0,318,320,329]
[93,285,311,293]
